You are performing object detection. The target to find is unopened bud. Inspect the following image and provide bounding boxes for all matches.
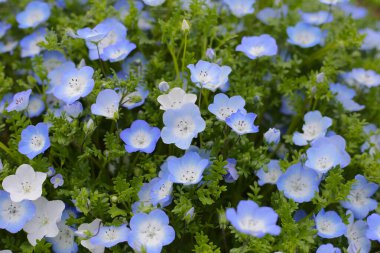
[182,19,190,32]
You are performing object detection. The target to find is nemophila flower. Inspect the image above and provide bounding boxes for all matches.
[91,89,121,119]
[132,182,155,214]
[360,29,380,51]
[339,3,367,19]
[349,68,380,88]
[226,110,259,135]
[0,41,18,54]
[27,94,45,117]
[47,61,76,94]
[115,0,144,20]
[0,21,11,38]
[366,214,380,243]
[18,123,50,159]
[316,72,325,83]
[187,60,232,92]
[287,23,323,48]
[120,120,160,154]
[167,152,209,185]
[46,220,78,253]
[316,244,341,253]
[142,0,165,6]
[299,11,333,25]
[161,103,206,150]
[47,167,55,177]
[264,128,281,145]
[53,66,94,104]
[102,40,136,62]
[2,164,46,202]
[6,89,32,112]
[150,175,173,207]
[76,23,109,42]
[77,219,105,253]
[256,6,288,24]
[208,93,246,121]
[90,224,130,248]
[62,101,83,120]
[345,213,371,253]
[330,83,364,112]
[206,48,215,60]
[224,158,239,183]
[186,145,211,161]
[256,160,283,186]
[128,209,175,253]
[341,175,378,219]
[315,209,346,238]
[305,135,350,174]
[226,200,281,237]
[16,1,50,29]
[236,35,278,60]
[0,93,12,113]
[23,197,65,246]
[121,86,149,109]
[0,190,35,233]
[223,0,255,18]
[158,81,170,92]
[292,110,332,146]
[20,28,46,58]
[50,174,64,188]
[277,163,320,203]
[42,50,67,73]
[157,87,197,111]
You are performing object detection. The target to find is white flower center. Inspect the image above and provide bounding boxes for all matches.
[105,104,117,118]
[28,99,42,113]
[139,222,163,244]
[158,182,172,198]
[233,120,249,133]
[179,167,198,183]
[316,156,333,170]
[57,225,75,246]
[26,9,44,25]
[249,46,265,56]
[218,106,235,120]
[174,118,195,137]
[15,97,25,105]
[103,228,118,241]
[67,76,85,96]
[198,70,210,84]
[131,131,151,149]
[240,217,265,233]
[98,31,117,52]
[30,135,45,151]
[317,218,335,234]
[264,169,281,184]
[294,31,316,45]
[21,181,32,193]
[302,123,321,140]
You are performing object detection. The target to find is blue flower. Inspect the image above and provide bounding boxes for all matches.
[16,1,50,29]
[315,209,346,238]
[299,11,333,25]
[132,182,156,214]
[256,6,288,24]
[0,190,35,233]
[121,86,149,109]
[360,29,380,51]
[0,41,18,54]
[0,93,13,113]
[102,40,136,62]
[161,103,206,150]
[27,94,45,117]
[366,213,380,243]
[225,110,259,135]
[167,152,209,185]
[20,28,46,58]
[47,167,56,177]
[90,224,130,248]
[150,176,173,207]
[264,128,281,145]
[292,110,332,146]
[120,120,161,154]
[256,160,283,186]
[226,200,281,237]
[128,209,175,253]
[349,68,380,88]
[341,175,378,219]
[223,0,255,18]
[320,0,348,5]
[330,83,364,112]
[305,135,351,174]
[224,158,239,183]
[50,174,64,188]
[339,3,367,19]
[345,211,371,253]
[316,244,341,253]
[6,89,32,112]
[91,89,121,119]
[76,23,109,42]
[142,0,166,6]
[0,21,11,38]
[18,123,50,159]
[42,50,67,73]
[287,23,323,48]
[114,0,144,20]
[236,34,278,60]
[208,93,246,121]
[53,66,95,104]
[187,60,232,92]
[277,162,320,203]
[47,61,76,94]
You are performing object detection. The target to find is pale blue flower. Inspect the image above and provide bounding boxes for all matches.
[223,0,255,18]
[47,61,76,94]
[132,182,156,214]
[0,40,18,54]
[0,21,11,38]
[226,200,281,237]
[224,158,239,183]
[320,0,348,5]
[366,214,380,243]
[316,244,341,253]
[150,169,173,207]
[76,23,109,42]
[6,89,32,112]
[16,1,50,29]
[264,128,281,145]
[167,152,209,185]
[102,40,136,62]
[225,110,259,135]
[142,0,166,6]
[18,123,50,159]
[0,190,35,233]
[27,94,45,118]
[349,68,380,88]
[114,0,144,19]
[90,224,130,248]
[256,6,288,24]
[339,3,367,19]
[345,211,371,253]
[20,28,46,57]
[315,209,346,238]
[120,120,161,153]
[292,110,332,146]
[206,48,215,60]
[256,160,283,186]
[305,135,351,174]
[287,23,323,48]
[299,11,333,25]
[208,93,246,121]
[330,83,364,112]
[53,66,95,104]
[161,103,206,150]
[50,174,64,188]
[236,34,278,60]
[91,89,121,119]
[121,86,149,109]
[42,50,67,73]
[277,162,320,203]
[360,29,380,51]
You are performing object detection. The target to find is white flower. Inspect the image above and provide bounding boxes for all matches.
[23,197,65,246]
[2,164,46,202]
[77,219,105,253]
[157,87,197,110]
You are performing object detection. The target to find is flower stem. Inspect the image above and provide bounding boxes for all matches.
[95,43,106,77]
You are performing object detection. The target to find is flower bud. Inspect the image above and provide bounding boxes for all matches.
[181,19,190,32]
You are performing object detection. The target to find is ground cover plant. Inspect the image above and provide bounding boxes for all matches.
[0,0,380,252]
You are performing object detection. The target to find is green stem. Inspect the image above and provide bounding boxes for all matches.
[96,43,106,77]
[168,44,180,79]
[182,32,188,78]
